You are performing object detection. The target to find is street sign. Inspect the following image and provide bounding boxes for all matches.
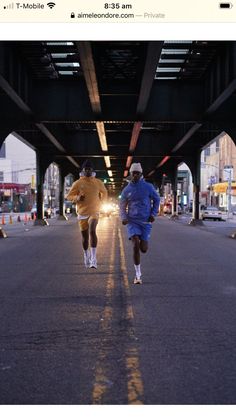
[223,165,233,181]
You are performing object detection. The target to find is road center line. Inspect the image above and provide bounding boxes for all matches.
[118,227,144,405]
[92,221,116,404]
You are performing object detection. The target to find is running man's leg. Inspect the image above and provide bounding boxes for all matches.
[140,240,148,253]
[79,219,90,267]
[127,223,143,283]
[81,229,89,250]
[131,235,142,283]
[134,227,150,283]
[131,235,141,265]
[89,218,98,248]
[89,218,98,268]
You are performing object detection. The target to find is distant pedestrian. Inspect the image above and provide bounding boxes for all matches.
[66,160,108,268]
[119,163,160,284]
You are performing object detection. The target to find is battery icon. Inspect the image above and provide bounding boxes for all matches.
[219,2,233,7]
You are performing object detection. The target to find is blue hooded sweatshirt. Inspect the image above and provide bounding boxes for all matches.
[119,179,160,223]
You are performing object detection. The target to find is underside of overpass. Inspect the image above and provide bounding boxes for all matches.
[1,40,236,219]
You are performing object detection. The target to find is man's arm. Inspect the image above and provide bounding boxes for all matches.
[119,190,128,223]
[66,180,80,202]
[149,185,160,220]
[99,180,108,201]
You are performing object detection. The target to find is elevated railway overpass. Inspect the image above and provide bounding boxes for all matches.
[1,40,236,222]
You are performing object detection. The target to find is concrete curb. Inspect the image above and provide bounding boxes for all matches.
[188,218,204,226]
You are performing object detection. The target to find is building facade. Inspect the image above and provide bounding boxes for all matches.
[200,132,236,210]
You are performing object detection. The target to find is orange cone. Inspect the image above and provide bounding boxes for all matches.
[1,214,5,225]
[9,215,13,224]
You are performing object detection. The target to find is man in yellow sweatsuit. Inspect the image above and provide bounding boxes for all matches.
[66,160,108,268]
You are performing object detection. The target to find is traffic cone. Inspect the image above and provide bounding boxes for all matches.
[0,227,7,238]
[9,215,13,224]
[1,214,5,225]
[17,215,21,222]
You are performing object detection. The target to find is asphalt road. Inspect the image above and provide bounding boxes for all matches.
[0,214,236,404]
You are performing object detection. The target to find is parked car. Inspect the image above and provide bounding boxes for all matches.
[31,205,52,219]
[201,206,223,221]
[232,206,236,215]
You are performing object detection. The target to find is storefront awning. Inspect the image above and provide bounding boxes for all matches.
[213,182,236,194]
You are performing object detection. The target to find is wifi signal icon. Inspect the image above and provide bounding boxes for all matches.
[47,2,56,8]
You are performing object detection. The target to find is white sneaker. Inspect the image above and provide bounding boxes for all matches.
[84,254,90,268]
[134,277,142,285]
[89,258,97,269]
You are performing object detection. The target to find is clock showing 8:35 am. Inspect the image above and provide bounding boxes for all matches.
[104,3,133,9]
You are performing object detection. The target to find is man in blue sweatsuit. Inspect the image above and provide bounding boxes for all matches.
[120,162,160,284]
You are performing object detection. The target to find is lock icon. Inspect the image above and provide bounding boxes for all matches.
[71,12,75,18]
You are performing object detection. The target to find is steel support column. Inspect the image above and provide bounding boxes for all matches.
[57,168,68,221]
[34,152,51,226]
[186,151,203,225]
[192,184,201,221]
[0,130,9,238]
[169,168,179,220]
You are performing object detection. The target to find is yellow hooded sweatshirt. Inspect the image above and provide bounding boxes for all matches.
[66,176,108,216]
